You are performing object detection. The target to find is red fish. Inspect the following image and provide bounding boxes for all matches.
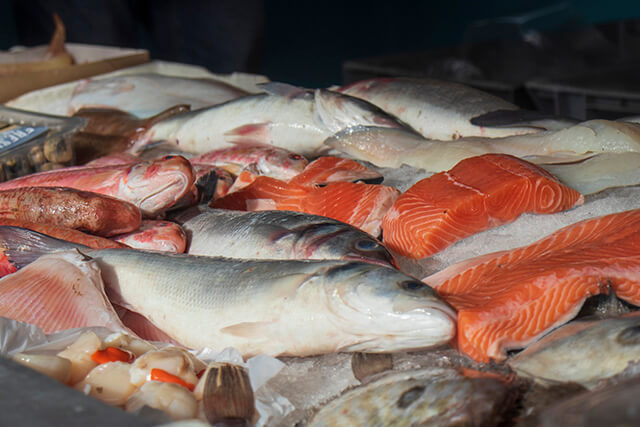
[423,209,640,363]
[383,154,583,259]
[289,156,383,187]
[0,156,194,217]
[211,176,399,236]
[112,220,186,253]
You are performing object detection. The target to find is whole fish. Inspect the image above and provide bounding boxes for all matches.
[68,73,249,117]
[508,314,640,389]
[326,121,640,172]
[0,156,194,217]
[190,145,309,180]
[0,187,141,236]
[0,226,456,357]
[171,206,396,266]
[135,83,411,157]
[112,220,186,253]
[308,368,513,427]
[337,77,540,139]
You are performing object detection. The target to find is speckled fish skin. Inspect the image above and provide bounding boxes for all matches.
[308,369,512,427]
[325,121,640,172]
[0,226,456,357]
[337,77,536,139]
[137,86,409,157]
[171,206,396,266]
[508,314,640,389]
[68,73,249,117]
[190,145,309,180]
[0,156,195,217]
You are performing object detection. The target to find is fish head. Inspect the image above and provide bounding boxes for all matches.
[313,89,407,134]
[256,148,309,180]
[287,222,396,267]
[322,263,457,352]
[122,155,195,216]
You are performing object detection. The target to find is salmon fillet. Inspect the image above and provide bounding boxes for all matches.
[423,209,640,362]
[211,176,399,236]
[289,156,382,186]
[382,154,583,259]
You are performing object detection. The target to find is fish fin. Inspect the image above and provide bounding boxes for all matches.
[220,321,277,338]
[258,82,310,98]
[146,104,191,126]
[224,123,272,145]
[0,226,83,269]
[470,109,578,131]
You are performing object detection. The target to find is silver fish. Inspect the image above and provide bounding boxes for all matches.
[326,121,640,172]
[136,83,410,157]
[308,368,512,427]
[508,314,640,389]
[0,227,456,357]
[68,73,249,118]
[337,77,539,139]
[171,206,396,266]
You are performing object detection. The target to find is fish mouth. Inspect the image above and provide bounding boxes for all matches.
[343,254,395,268]
[137,174,191,215]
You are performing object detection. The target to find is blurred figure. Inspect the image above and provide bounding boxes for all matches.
[12,0,264,73]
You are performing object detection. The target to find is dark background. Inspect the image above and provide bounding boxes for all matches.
[1,0,639,87]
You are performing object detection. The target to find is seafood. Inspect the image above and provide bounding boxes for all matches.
[383,154,583,259]
[210,176,400,236]
[190,145,309,180]
[137,83,409,157]
[0,156,194,217]
[508,314,640,389]
[0,187,141,237]
[424,209,640,362]
[308,368,513,426]
[289,156,383,186]
[0,251,127,334]
[68,74,248,117]
[111,220,186,253]
[125,381,197,420]
[337,77,537,139]
[0,226,456,357]
[325,121,640,172]
[171,206,396,266]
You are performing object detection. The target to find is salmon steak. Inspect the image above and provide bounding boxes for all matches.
[423,209,640,363]
[210,176,400,236]
[382,154,583,259]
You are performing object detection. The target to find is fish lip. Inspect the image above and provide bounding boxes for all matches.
[342,254,394,268]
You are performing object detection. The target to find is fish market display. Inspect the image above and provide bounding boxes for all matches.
[541,152,640,195]
[308,368,514,426]
[211,176,400,236]
[424,209,640,362]
[383,154,583,259]
[337,77,538,139]
[0,226,456,357]
[68,73,249,117]
[0,156,194,217]
[112,220,186,253]
[289,156,383,186]
[326,120,640,172]
[172,206,396,266]
[508,314,640,388]
[0,251,127,334]
[136,83,410,157]
[190,145,309,180]
[0,187,141,236]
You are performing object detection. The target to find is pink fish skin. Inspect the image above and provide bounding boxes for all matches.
[190,144,308,180]
[289,156,383,186]
[0,156,195,217]
[0,251,130,334]
[85,152,142,167]
[112,220,187,253]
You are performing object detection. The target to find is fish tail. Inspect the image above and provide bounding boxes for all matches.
[0,226,83,269]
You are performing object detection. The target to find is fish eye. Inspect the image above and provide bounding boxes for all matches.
[355,239,379,251]
[616,325,640,346]
[400,280,424,291]
[289,154,304,161]
[397,386,425,408]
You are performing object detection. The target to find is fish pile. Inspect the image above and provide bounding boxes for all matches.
[1,73,640,426]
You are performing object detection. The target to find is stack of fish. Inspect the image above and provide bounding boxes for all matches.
[1,72,640,426]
